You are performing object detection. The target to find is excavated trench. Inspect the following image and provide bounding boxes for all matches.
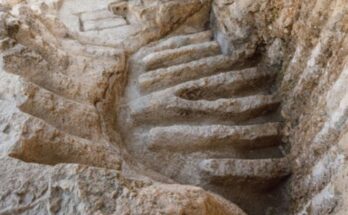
[116,30,291,214]
[1,0,347,214]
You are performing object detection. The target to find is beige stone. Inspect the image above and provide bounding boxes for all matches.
[1,0,348,214]
[0,155,246,215]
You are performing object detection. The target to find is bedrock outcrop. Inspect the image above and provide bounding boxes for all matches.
[0,0,246,214]
[0,0,347,215]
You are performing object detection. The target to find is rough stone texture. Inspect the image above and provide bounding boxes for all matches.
[0,155,246,215]
[0,0,247,215]
[212,0,348,214]
[57,0,212,53]
[278,1,348,214]
[1,0,348,215]
[119,26,288,215]
[334,132,348,215]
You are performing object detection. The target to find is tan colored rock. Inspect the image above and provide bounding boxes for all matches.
[0,1,248,214]
[1,0,348,214]
[108,1,128,17]
[0,156,246,215]
[0,156,50,215]
[0,100,120,169]
[5,6,69,70]
[133,184,246,215]
[0,2,125,171]
[120,28,288,215]
[147,123,282,151]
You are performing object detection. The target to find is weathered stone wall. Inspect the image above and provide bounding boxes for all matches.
[212,0,348,214]
[278,1,348,214]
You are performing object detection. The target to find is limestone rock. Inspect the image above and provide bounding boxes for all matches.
[0,156,246,215]
[119,26,288,215]
[0,1,247,214]
[0,156,50,215]
[1,0,348,214]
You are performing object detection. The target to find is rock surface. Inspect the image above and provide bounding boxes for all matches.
[213,0,348,214]
[0,0,347,215]
[0,0,246,214]
[0,155,246,215]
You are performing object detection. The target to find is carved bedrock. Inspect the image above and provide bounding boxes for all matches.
[118,30,291,214]
[1,0,347,214]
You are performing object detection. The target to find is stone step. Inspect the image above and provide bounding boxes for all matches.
[3,46,124,104]
[0,100,120,169]
[138,55,238,93]
[82,17,127,32]
[146,123,281,151]
[0,71,101,140]
[78,44,123,58]
[142,41,221,70]
[129,94,280,124]
[173,67,275,100]
[199,157,290,185]
[135,31,213,59]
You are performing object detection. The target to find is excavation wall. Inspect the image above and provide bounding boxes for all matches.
[212,0,348,214]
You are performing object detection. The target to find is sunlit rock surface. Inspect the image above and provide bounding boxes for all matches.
[0,0,347,214]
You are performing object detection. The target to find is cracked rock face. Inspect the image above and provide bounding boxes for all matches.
[0,0,347,215]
